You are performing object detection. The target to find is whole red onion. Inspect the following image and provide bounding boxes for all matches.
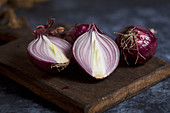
[115,24,158,65]
[72,24,120,79]
[66,24,91,44]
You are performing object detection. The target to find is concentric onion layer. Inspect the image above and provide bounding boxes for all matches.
[72,25,120,79]
[27,35,72,73]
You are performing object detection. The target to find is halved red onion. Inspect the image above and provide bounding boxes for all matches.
[27,35,72,73]
[72,24,120,79]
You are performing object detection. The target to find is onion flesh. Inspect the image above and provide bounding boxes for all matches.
[27,18,72,73]
[72,24,120,79]
[27,35,72,73]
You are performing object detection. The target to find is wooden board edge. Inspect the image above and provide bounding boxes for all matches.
[0,63,85,113]
[0,59,170,113]
[87,63,170,113]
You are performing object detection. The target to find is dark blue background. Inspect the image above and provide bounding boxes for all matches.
[0,0,170,113]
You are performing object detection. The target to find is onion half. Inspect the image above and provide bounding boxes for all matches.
[72,24,120,79]
[27,35,72,73]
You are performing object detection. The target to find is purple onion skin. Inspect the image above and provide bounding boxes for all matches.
[27,52,63,73]
[115,24,158,65]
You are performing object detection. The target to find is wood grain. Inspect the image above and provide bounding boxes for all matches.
[0,24,169,113]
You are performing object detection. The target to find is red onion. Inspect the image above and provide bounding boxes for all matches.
[115,24,158,65]
[66,24,91,44]
[27,18,72,73]
[72,24,120,79]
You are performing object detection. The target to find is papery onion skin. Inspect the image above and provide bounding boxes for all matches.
[72,24,120,79]
[27,35,72,73]
[115,24,158,65]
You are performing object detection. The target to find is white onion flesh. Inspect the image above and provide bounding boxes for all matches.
[43,35,69,63]
[91,31,106,78]
[28,35,71,63]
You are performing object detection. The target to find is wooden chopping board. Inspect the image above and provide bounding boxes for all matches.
[0,22,170,113]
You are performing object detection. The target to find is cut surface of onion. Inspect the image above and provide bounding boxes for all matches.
[27,35,72,73]
[91,31,106,78]
[72,24,120,79]
[43,35,69,63]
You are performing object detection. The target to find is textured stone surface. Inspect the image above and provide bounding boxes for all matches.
[0,0,170,113]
